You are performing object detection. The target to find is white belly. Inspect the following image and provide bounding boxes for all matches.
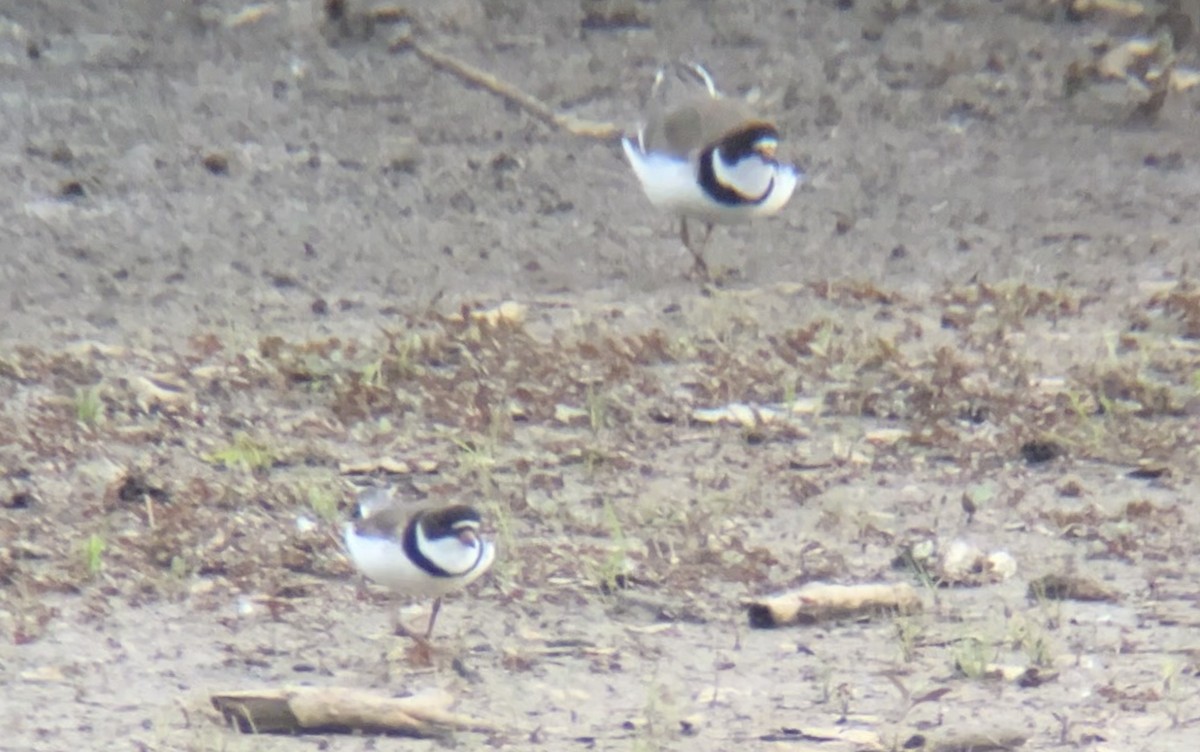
[622,137,800,222]
[343,524,495,598]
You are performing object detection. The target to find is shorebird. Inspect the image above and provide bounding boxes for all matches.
[343,487,495,640]
[622,64,801,279]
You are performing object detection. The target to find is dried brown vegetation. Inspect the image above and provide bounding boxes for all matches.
[6,0,1200,747]
[4,274,1200,746]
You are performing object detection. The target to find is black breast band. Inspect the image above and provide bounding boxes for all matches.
[697,124,780,207]
[403,519,486,578]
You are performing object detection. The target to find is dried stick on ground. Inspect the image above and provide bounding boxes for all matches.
[389,31,621,142]
[747,582,922,628]
[210,687,497,736]
[923,729,1029,752]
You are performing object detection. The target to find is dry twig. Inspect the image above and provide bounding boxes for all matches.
[210,687,497,736]
[389,31,621,142]
[747,582,922,628]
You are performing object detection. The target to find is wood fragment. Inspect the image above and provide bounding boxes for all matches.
[747,582,922,628]
[759,725,883,749]
[460,301,527,326]
[923,729,1028,751]
[1028,574,1117,602]
[210,687,496,736]
[962,663,1059,686]
[132,373,195,412]
[389,34,621,142]
[1069,0,1144,18]
[225,3,276,28]
[339,457,439,475]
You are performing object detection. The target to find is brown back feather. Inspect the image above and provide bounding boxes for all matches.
[352,501,481,540]
[642,97,770,157]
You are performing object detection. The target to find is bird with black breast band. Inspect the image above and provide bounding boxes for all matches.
[622,63,802,280]
[343,486,495,644]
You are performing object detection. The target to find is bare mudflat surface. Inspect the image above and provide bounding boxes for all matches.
[3,1,1200,750]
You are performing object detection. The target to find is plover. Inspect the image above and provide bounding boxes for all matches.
[622,64,801,279]
[343,487,495,640]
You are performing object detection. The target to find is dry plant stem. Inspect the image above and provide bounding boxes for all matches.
[925,730,1028,752]
[210,687,497,736]
[747,582,922,628]
[391,34,621,142]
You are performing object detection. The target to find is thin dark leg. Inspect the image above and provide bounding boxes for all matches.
[680,217,710,280]
[424,597,443,639]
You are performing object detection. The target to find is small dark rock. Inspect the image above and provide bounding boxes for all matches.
[324,0,347,21]
[1020,439,1063,464]
[49,144,74,164]
[449,190,475,214]
[116,474,170,504]
[490,153,521,172]
[1143,152,1183,171]
[57,180,86,199]
[4,491,37,509]
[1127,464,1169,480]
[202,152,229,175]
[267,272,298,289]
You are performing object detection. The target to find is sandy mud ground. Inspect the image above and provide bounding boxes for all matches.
[3,0,1200,750]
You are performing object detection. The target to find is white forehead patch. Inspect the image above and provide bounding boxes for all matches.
[755,136,779,154]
